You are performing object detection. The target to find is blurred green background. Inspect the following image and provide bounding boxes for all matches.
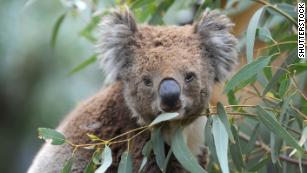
[0,1,104,172]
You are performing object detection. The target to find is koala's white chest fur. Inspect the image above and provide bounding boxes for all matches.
[162,116,207,156]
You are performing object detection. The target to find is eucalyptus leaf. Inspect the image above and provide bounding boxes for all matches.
[229,125,244,171]
[257,27,273,42]
[38,128,66,145]
[149,0,175,25]
[95,146,112,173]
[248,155,270,172]
[83,159,96,173]
[171,128,207,173]
[117,151,133,173]
[278,76,290,97]
[150,112,179,126]
[51,12,66,48]
[130,0,155,9]
[263,50,297,96]
[246,7,264,63]
[270,133,279,164]
[224,56,272,94]
[217,102,235,143]
[68,55,97,75]
[212,116,230,173]
[139,140,152,172]
[289,126,307,157]
[245,123,260,153]
[204,116,218,162]
[256,106,304,153]
[162,149,172,173]
[61,157,74,173]
[151,127,165,171]
[80,15,101,43]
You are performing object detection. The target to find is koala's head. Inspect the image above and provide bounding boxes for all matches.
[98,9,238,124]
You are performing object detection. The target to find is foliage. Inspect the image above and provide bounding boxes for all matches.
[30,0,306,173]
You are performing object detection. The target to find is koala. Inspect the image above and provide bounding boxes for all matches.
[27,8,238,173]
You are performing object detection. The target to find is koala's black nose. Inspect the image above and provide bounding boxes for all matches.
[159,79,181,112]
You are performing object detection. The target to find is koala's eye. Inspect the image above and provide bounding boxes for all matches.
[185,72,195,83]
[143,76,153,87]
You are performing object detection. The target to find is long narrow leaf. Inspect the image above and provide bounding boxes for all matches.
[246,7,264,63]
[229,125,245,171]
[224,56,271,93]
[171,128,207,173]
[68,55,97,75]
[61,157,74,173]
[51,13,66,48]
[262,50,297,95]
[151,127,165,171]
[150,112,179,126]
[212,116,230,173]
[217,102,235,143]
[117,151,133,173]
[95,146,112,173]
[256,106,304,153]
[38,128,66,145]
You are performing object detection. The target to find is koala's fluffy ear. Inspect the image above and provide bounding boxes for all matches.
[195,9,238,83]
[97,8,138,83]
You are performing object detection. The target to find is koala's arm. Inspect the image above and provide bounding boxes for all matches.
[27,82,142,173]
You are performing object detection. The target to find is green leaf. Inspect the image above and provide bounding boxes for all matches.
[162,149,172,173]
[86,133,102,142]
[138,140,152,172]
[51,12,66,48]
[270,133,279,164]
[95,146,112,173]
[224,56,271,93]
[246,7,264,63]
[217,102,235,143]
[278,76,290,97]
[229,125,245,171]
[227,90,238,107]
[288,62,307,74]
[290,126,307,157]
[204,117,218,162]
[117,151,133,173]
[256,106,304,153]
[38,128,66,145]
[61,157,74,173]
[149,0,175,25]
[212,116,230,173]
[244,123,260,153]
[130,0,155,9]
[80,15,101,43]
[262,50,297,96]
[233,75,257,92]
[92,149,103,165]
[257,27,273,42]
[151,127,165,171]
[83,159,96,173]
[149,112,179,126]
[68,55,97,75]
[248,155,270,172]
[171,128,207,173]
